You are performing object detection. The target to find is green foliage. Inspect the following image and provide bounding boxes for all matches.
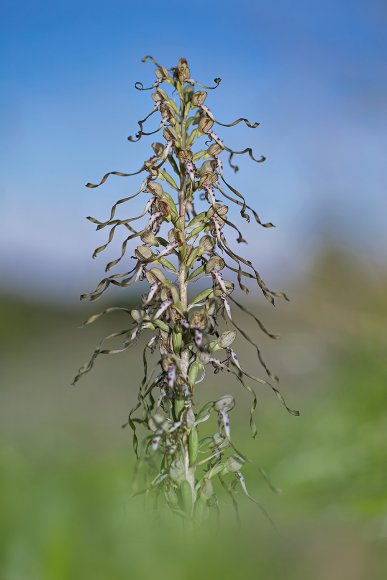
[2,254,387,576]
[73,56,298,520]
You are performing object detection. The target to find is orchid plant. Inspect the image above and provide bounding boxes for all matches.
[73,56,299,523]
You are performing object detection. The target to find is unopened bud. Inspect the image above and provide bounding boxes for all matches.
[192,91,207,106]
[214,395,235,412]
[198,116,214,134]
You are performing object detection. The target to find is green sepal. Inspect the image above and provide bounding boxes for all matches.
[198,437,213,449]
[160,170,179,190]
[187,129,198,148]
[187,212,206,229]
[147,267,167,283]
[171,300,185,316]
[187,224,206,241]
[168,154,180,176]
[192,150,207,162]
[188,264,205,281]
[155,236,168,247]
[188,427,199,466]
[191,288,212,305]
[168,99,180,116]
[174,398,185,420]
[169,285,180,304]
[179,243,188,260]
[209,339,221,351]
[208,463,225,478]
[153,320,169,332]
[186,247,201,269]
[157,257,177,272]
[185,116,196,130]
[172,331,182,354]
[196,401,215,421]
[188,360,204,383]
[183,102,191,118]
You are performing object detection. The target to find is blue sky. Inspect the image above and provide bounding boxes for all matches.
[1,0,386,301]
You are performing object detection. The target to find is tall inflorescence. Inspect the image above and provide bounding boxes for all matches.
[73,56,299,522]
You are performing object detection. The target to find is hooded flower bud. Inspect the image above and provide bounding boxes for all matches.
[143,282,160,305]
[198,116,214,134]
[194,328,203,347]
[146,181,164,196]
[155,66,169,80]
[198,235,215,254]
[156,87,169,101]
[192,91,207,107]
[135,245,153,261]
[154,299,172,320]
[213,280,234,297]
[163,125,179,142]
[177,149,193,163]
[151,92,162,106]
[168,228,184,246]
[207,204,228,219]
[199,171,218,188]
[205,256,225,274]
[189,309,208,330]
[207,142,224,156]
[130,309,145,322]
[152,142,165,156]
[147,166,161,180]
[140,230,158,246]
[214,395,235,412]
[198,160,217,176]
[218,330,237,349]
[160,101,175,121]
[148,413,168,432]
[145,267,167,284]
[223,454,245,473]
[177,57,190,82]
[212,432,224,446]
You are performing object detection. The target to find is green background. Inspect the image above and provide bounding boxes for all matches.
[1,246,386,579]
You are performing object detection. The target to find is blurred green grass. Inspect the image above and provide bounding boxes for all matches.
[1,247,387,579]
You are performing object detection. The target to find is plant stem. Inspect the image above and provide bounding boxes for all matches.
[177,88,196,513]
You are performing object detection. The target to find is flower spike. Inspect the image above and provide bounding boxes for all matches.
[74,57,298,523]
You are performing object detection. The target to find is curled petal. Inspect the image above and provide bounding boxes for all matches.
[141,55,162,67]
[215,117,259,129]
[86,168,144,188]
[186,77,222,90]
[87,180,147,228]
[224,147,266,173]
